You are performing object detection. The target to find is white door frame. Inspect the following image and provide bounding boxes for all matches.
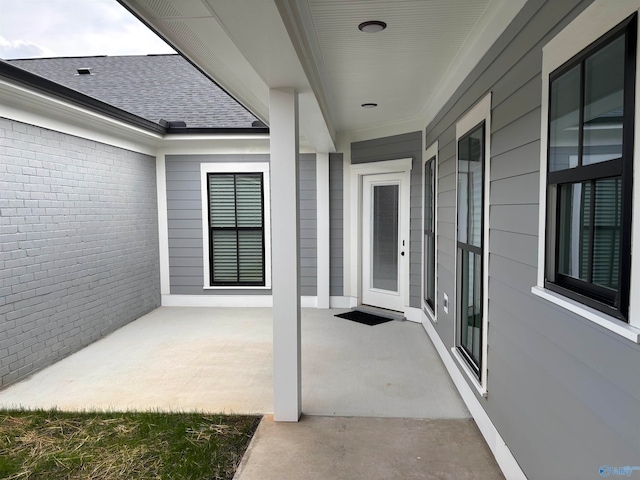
[349,158,412,312]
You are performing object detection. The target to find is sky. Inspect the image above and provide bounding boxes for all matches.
[0,0,175,59]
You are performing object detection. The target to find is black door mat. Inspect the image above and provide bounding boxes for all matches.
[335,310,394,326]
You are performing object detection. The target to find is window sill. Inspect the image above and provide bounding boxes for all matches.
[451,347,488,398]
[203,285,271,290]
[531,286,640,344]
[422,303,436,323]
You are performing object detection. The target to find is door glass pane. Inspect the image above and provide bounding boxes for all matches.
[584,35,625,166]
[593,177,621,290]
[558,182,591,282]
[372,184,399,291]
[549,65,580,172]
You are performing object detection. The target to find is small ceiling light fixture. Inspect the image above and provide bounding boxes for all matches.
[358,20,387,33]
[361,103,378,108]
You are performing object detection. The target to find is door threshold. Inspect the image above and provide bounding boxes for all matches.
[354,305,406,322]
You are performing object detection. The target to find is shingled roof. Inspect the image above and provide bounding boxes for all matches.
[7,54,259,129]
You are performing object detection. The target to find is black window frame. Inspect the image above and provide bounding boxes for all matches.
[424,155,437,313]
[545,14,636,323]
[456,121,486,380]
[207,171,266,287]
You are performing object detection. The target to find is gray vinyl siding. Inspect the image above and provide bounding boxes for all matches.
[0,118,160,387]
[329,153,343,296]
[351,131,422,308]
[166,153,317,296]
[299,154,317,296]
[426,1,640,479]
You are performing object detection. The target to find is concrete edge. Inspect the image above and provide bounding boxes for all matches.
[233,414,268,480]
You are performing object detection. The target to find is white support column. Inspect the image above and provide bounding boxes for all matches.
[156,152,170,296]
[316,152,330,308]
[270,88,301,422]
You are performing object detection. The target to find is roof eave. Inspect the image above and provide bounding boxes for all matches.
[166,126,269,135]
[0,59,167,135]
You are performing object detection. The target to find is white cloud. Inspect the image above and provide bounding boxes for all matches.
[0,37,49,59]
[0,0,175,59]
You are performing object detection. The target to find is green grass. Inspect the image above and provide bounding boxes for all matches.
[0,410,261,480]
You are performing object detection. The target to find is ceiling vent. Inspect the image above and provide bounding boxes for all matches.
[76,68,92,75]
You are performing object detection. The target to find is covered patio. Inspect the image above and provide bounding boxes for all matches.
[0,307,508,479]
[0,307,467,419]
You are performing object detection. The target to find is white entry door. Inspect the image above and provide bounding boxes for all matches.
[361,172,408,312]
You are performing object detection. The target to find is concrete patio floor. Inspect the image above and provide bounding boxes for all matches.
[0,307,468,418]
[235,415,504,480]
[0,307,505,479]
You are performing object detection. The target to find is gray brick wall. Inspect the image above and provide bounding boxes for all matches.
[0,117,161,387]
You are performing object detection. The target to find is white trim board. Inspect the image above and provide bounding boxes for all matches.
[156,153,170,295]
[162,295,319,308]
[330,296,358,309]
[421,312,528,480]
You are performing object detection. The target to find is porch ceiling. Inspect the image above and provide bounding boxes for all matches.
[118,0,526,148]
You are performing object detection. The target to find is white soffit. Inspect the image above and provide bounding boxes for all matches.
[298,0,526,138]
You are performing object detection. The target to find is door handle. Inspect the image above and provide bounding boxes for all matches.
[401,251,405,256]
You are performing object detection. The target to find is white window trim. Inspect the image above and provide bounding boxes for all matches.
[422,140,439,322]
[454,92,491,396]
[200,162,272,290]
[535,0,640,342]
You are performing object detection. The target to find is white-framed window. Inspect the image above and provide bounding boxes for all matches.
[422,141,438,320]
[453,93,491,394]
[200,162,271,289]
[534,0,640,343]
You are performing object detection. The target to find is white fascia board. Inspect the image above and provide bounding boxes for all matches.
[160,135,317,155]
[161,135,271,155]
[0,77,160,155]
[298,91,336,153]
